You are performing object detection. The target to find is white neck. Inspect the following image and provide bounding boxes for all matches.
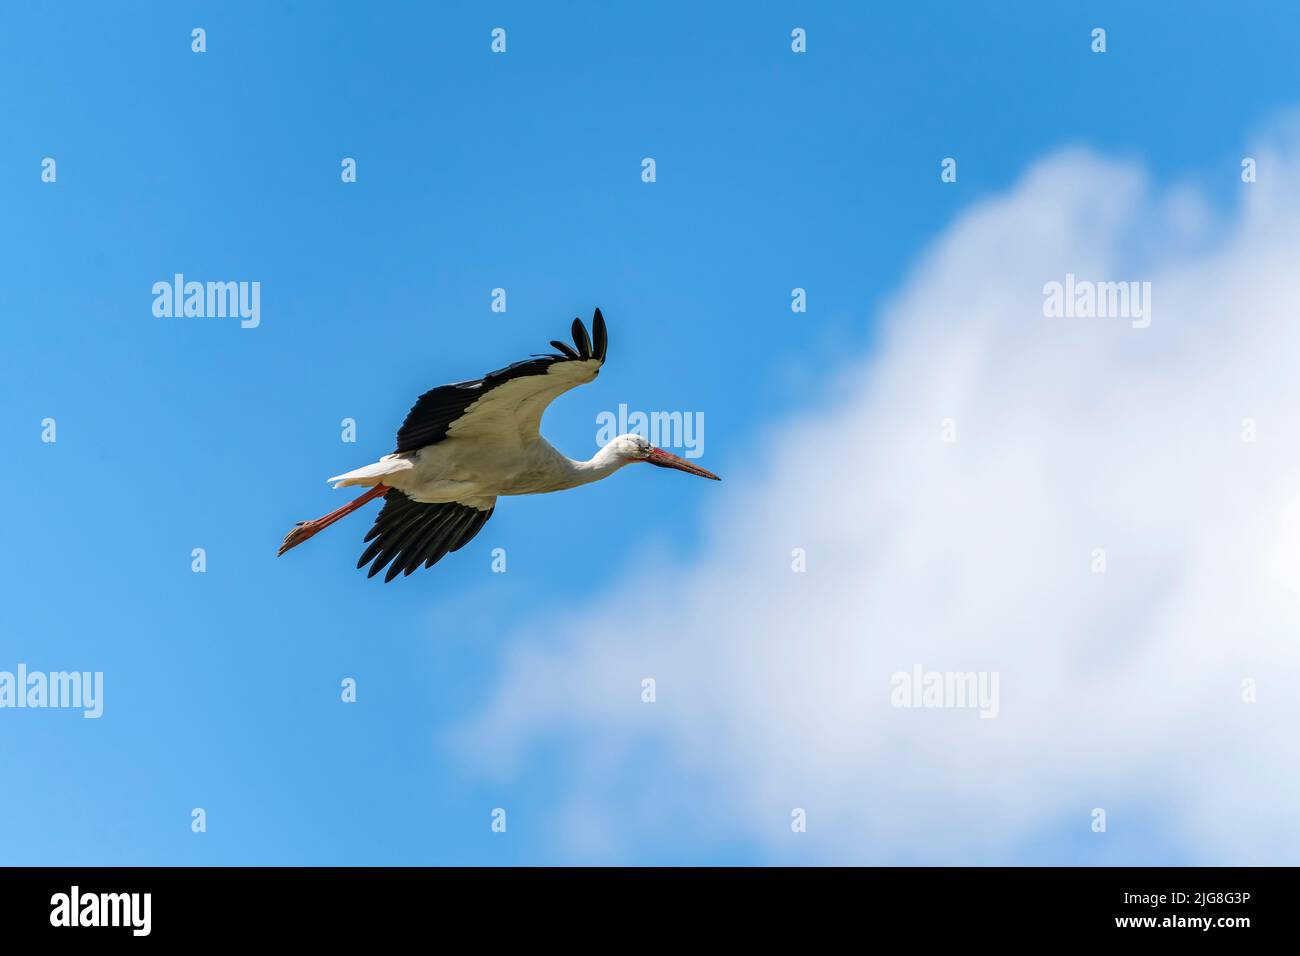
[558,441,632,490]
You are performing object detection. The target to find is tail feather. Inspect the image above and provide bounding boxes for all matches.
[328,454,414,488]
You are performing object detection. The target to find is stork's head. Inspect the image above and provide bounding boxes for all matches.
[611,433,720,480]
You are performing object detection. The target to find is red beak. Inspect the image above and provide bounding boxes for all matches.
[644,447,721,481]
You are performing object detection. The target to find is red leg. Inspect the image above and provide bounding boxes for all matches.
[278,484,389,556]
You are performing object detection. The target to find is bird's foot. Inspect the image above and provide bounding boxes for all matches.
[277,521,317,556]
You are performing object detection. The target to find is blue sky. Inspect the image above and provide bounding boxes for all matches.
[2,1,1298,865]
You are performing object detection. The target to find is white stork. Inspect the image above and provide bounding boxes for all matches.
[278,308,720,581]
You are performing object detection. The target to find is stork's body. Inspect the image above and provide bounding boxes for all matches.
[279,309,719,581]
[330,435,627,501]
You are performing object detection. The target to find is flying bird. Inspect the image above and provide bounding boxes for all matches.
[278,308,719,580]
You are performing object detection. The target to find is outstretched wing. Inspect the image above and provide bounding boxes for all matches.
[358,490,496,582]
[394,308,608,454]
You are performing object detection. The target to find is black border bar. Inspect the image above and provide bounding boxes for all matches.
[0,866,1282,941]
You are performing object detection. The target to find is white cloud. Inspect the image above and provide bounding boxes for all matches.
[457,132,1300,863]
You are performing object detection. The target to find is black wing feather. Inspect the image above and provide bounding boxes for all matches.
[571,318,592,359]
[372,507,448,580]
[450,508,492,552]
[397,509,464,577]
[358,490,494,581]
[393,308,609,455]
[397,505,473,578]
[418,509,477,571]
[591,308,607,362]
[357,493,430,570]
